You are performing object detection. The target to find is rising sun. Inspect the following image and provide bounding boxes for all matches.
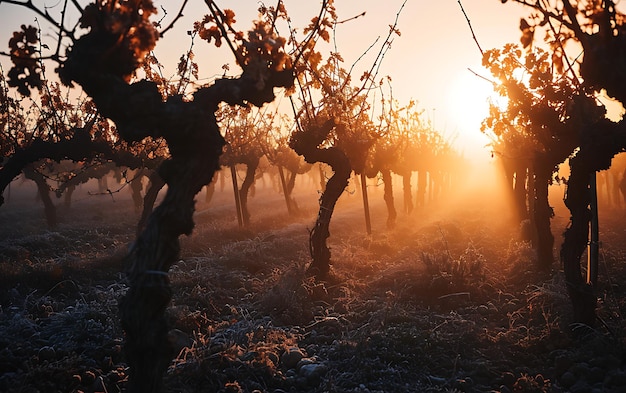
[446,70,496,163]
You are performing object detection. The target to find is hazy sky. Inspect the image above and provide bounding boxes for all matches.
[0,0,531,160]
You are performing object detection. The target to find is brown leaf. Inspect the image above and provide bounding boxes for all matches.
[520,30,534,49]
[520,18,531,31]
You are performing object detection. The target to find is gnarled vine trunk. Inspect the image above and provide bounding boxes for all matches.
[561,152,596,325]
[238,156,260,226]
[120,146,222,391]
[559,115,626,324]
[290,120,351,277]
[60,32,293,391]
[513,164,529,221]
[533,161,555,270]
[307,148,351,276]
[381,169,397,228]
[278,166,300,215]
[23,164,57,228]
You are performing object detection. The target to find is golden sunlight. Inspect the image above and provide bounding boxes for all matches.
[446,70,494,162]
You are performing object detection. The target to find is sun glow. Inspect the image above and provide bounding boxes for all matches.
[446,70,496,163]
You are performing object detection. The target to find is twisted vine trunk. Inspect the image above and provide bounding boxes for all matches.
[290,120,351,277]
[120,146,222,391]
[23,165,57,228]
[34,4,302,390]
[559,114,626,324]
[533,162,555,270]
[238,156,260,226]
[278,166,294,214]
[306,147,351,277]
[287,170,298,198]
[291,125,351,276]
[515,166,529,221]
[381,169,396,228]
[60,34,293,391]
[561,152,596,325]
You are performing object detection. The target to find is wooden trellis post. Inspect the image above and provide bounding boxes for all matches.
[230,165,244,227]
[361,172,372,235]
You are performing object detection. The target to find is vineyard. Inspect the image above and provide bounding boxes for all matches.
[1,164,625,393]
[2,0,626,392]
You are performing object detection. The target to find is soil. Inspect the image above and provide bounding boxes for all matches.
[1,170,625,393]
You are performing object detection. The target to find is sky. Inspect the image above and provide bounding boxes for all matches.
[0,0,532,161]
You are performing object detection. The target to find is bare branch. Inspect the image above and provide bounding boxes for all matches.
[53,0,70,61]
[457,0,483,56]
[539,1,583,89]
[354,0,406,98]
[347,35,379,80]
[1,0,73,37]
[467,67,496,85]
[69,0,82,14]
[553,0,585,41]
[337,11,366,25]
[291,0,329,64]
[204,0,245,66]
[511,0,578,36]
[159,0,190,37]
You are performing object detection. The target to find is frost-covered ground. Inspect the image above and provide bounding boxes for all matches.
[1,175,625,393]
